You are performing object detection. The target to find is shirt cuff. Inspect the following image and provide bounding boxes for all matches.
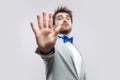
[35,47,55,59]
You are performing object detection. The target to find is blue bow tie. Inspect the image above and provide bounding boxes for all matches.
[58,35,73,44]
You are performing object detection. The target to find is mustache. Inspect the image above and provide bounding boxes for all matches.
[62,22,69,26]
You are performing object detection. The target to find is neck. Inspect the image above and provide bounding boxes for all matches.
[66,33,70,36]
[59,32,71,36]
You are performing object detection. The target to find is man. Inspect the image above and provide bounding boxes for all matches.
[30,6,86,80]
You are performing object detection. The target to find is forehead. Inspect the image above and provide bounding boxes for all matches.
[55,12,70,17]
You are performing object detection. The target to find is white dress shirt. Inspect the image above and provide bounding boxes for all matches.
[65,42,82,79]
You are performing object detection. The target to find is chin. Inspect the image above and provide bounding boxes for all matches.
[60,28,72,34]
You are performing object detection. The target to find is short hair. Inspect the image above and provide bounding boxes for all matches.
[53,6,73,25]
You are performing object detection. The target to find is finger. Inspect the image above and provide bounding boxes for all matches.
[42,11,47,28]
[37,13,42,29]
[30,21,37,34]
[54,25,61,36]
[48,12,53,29]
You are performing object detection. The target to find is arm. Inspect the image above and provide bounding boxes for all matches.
[35,47,55,60]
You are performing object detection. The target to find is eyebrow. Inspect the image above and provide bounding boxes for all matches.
[56,14,70,18]
[66,14,70,18]
[56,15,63,18]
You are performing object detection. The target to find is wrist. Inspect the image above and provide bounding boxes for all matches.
[38,47,55,55]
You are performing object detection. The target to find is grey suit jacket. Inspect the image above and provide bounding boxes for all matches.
[36,38,86,80]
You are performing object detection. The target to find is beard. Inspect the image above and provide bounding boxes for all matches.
[60,22,72,34]
[54,21,72,34]
[59,27,72,34]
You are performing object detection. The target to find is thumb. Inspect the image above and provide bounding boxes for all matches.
[54,25,61,36]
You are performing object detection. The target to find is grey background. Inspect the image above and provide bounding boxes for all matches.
[0,0,120,80]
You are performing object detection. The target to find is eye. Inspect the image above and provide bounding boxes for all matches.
[66,16,71,20]
[57,16,63,20]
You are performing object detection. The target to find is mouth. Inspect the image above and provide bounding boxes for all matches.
[62,23,69,26]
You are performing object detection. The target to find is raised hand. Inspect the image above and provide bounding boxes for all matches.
[30,11,61,53]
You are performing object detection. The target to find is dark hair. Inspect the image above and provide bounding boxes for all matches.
[53,6,73,25]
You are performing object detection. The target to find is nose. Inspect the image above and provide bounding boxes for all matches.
[63,20,67,23]
[63,18,68,23]
[64,18,67,21]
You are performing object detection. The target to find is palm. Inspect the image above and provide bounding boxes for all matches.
[30,11,61,53]
[36,28,57,51]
